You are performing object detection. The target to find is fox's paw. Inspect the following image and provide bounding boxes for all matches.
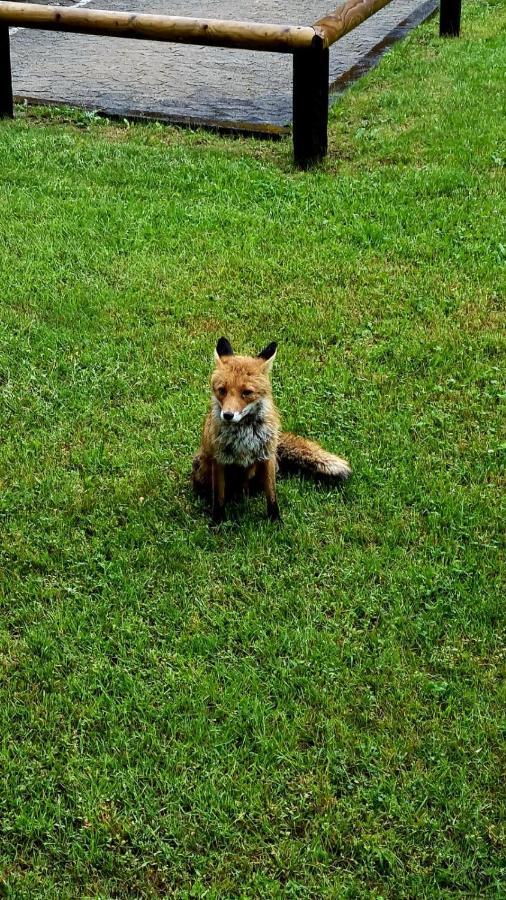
[211,506,225,526]
[267,501,283,525]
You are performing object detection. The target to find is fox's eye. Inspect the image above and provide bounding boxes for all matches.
[242,389,254,399]
[217,386,226,398]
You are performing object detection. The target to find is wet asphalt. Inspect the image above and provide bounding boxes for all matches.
[9,0,438,131]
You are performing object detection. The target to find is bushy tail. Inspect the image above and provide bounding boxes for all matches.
[277,432,351,480]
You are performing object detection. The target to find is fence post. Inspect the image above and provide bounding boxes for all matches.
[439,0,461,36]
[293,45,329,169]
[0,24,13,118]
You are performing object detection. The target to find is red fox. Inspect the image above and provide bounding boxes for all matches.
[192,338,351,522]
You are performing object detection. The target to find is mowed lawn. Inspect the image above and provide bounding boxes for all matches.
[0,1,504,896]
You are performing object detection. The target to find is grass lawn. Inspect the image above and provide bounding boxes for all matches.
[0,1,504,896]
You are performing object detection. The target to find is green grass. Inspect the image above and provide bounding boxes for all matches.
[0,1,504,896]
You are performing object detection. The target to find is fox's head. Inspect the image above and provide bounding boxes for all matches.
[211,337,277,424]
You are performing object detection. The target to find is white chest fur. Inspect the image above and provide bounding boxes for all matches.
[214,410,275,467]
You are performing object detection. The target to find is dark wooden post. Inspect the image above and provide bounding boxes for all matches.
[440,0,461,36]
[293,46,329,169]
[0,23,13,118]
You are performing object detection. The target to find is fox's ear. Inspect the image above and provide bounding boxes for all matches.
[257,342,277,371]
[214,337,234,363]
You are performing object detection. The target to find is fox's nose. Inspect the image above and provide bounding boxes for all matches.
[222,411,235,422]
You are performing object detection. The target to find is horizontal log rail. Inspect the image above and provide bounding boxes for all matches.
[0,0,460,167]
[0,2,320,52]
[314,0,395,47]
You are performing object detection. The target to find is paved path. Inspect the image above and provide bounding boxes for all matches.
[9,0,437,132]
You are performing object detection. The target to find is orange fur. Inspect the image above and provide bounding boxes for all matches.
[192,339,351,522]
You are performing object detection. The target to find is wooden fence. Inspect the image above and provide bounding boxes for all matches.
[0,0,462,168]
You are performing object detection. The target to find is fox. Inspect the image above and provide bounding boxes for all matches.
[192,337,351,523]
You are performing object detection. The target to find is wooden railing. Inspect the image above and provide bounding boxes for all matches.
[0,0,462,168]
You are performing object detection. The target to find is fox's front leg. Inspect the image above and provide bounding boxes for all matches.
[211,460,226,524]
[262,456,281,523]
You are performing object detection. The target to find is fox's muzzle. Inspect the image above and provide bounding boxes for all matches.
[220,402,257,424]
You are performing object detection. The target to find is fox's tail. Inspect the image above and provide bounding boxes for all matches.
[277,432,351,481]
